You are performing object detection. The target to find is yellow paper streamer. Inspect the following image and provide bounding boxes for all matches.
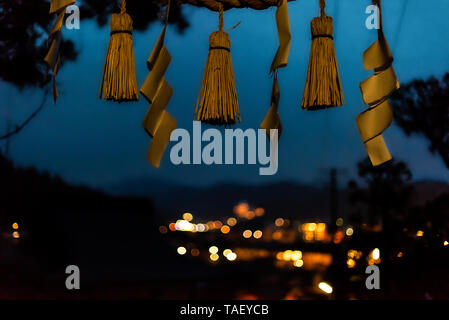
[140,6,177,168]
[261,0,291,136]
[44,0,75,102]
[356,0,399,166]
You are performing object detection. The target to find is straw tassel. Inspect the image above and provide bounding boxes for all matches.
[195,6,240,126]
[99,0,139,102]
[302,0,344,110]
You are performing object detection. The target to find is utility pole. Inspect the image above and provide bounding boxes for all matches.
[329,168,338,234]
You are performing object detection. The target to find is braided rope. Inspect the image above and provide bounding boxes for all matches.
[319,0,325,17]
[160,0,294,11]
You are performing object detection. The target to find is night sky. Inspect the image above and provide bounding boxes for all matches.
[1,0,449,189]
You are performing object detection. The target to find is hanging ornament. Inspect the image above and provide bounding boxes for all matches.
[302,0,344,110]
[261,0,291,138]
[356,0,399,166]
[195,4,240,126]
[140,1,177,168]
[99,0,139,102]
[44,0,76,102]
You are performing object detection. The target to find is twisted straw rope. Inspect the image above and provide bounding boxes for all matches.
[159,0,295,11]
[356,0,399,166]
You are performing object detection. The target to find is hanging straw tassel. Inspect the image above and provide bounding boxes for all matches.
[99,0,139,102]
[195,6,240,126]
[302,0,344,110]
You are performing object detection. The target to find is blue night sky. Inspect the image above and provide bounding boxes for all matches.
[1,0,449,189]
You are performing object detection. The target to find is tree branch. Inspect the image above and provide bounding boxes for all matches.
[0,88,49,141]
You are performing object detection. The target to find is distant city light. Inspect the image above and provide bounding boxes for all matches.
[243,230,252,239]
[333,230,345,244]
[272,231,282,240]
[210,253,219,261]
[282,250,292,261]
[177,247,187,255]
[159,226,168,234]
[336,218,343,227]
[12,231,20,239]
[12,222,19,230]
[347,258,356,268]
[318,282,333,294]
[182,213,193,222]
[372,248,380,260]
[416,230,424,237]
[175,220,195,232]
[227,217,237,226]
[291,251,302,261]
[209,246,219,254]
[255,208,265,216]
[346,227,354,236]
[275,218,284,227]
[220,225,230,234]
[226,252,237,261]
[253,230,263,239]
[397,252,403,258]
[294,259,304,268]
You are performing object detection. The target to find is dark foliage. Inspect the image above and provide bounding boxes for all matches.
[0,0,188,89]
[0,153,153,271]
[391,73,449,169]
[348,157,413,224]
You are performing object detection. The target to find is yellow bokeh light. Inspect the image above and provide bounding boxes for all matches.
[223,249,232,257]
[283,250,292,261]
[336,217,343,227]
[372,248,380,260]
[318,282,333,294]
[291,251,302,261]
[275,218,284,227]
[294,259,304,268]
[253,230,263,239]
[444,241,449,246]
[12,223,19,230]
[307,223,317,231]
[346,227,354,236]
[12,231,20,239]
[210,253,219,261]
[226,252,237,261]
[243,230,252,239]
[227,217,237,226]
[416,230,424,237]
[177,247,187,255]
[221,225,230,234]
[276,252,284,260]
[347,258,356,268]
[183,213,193,222]
[209,246,219,254]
